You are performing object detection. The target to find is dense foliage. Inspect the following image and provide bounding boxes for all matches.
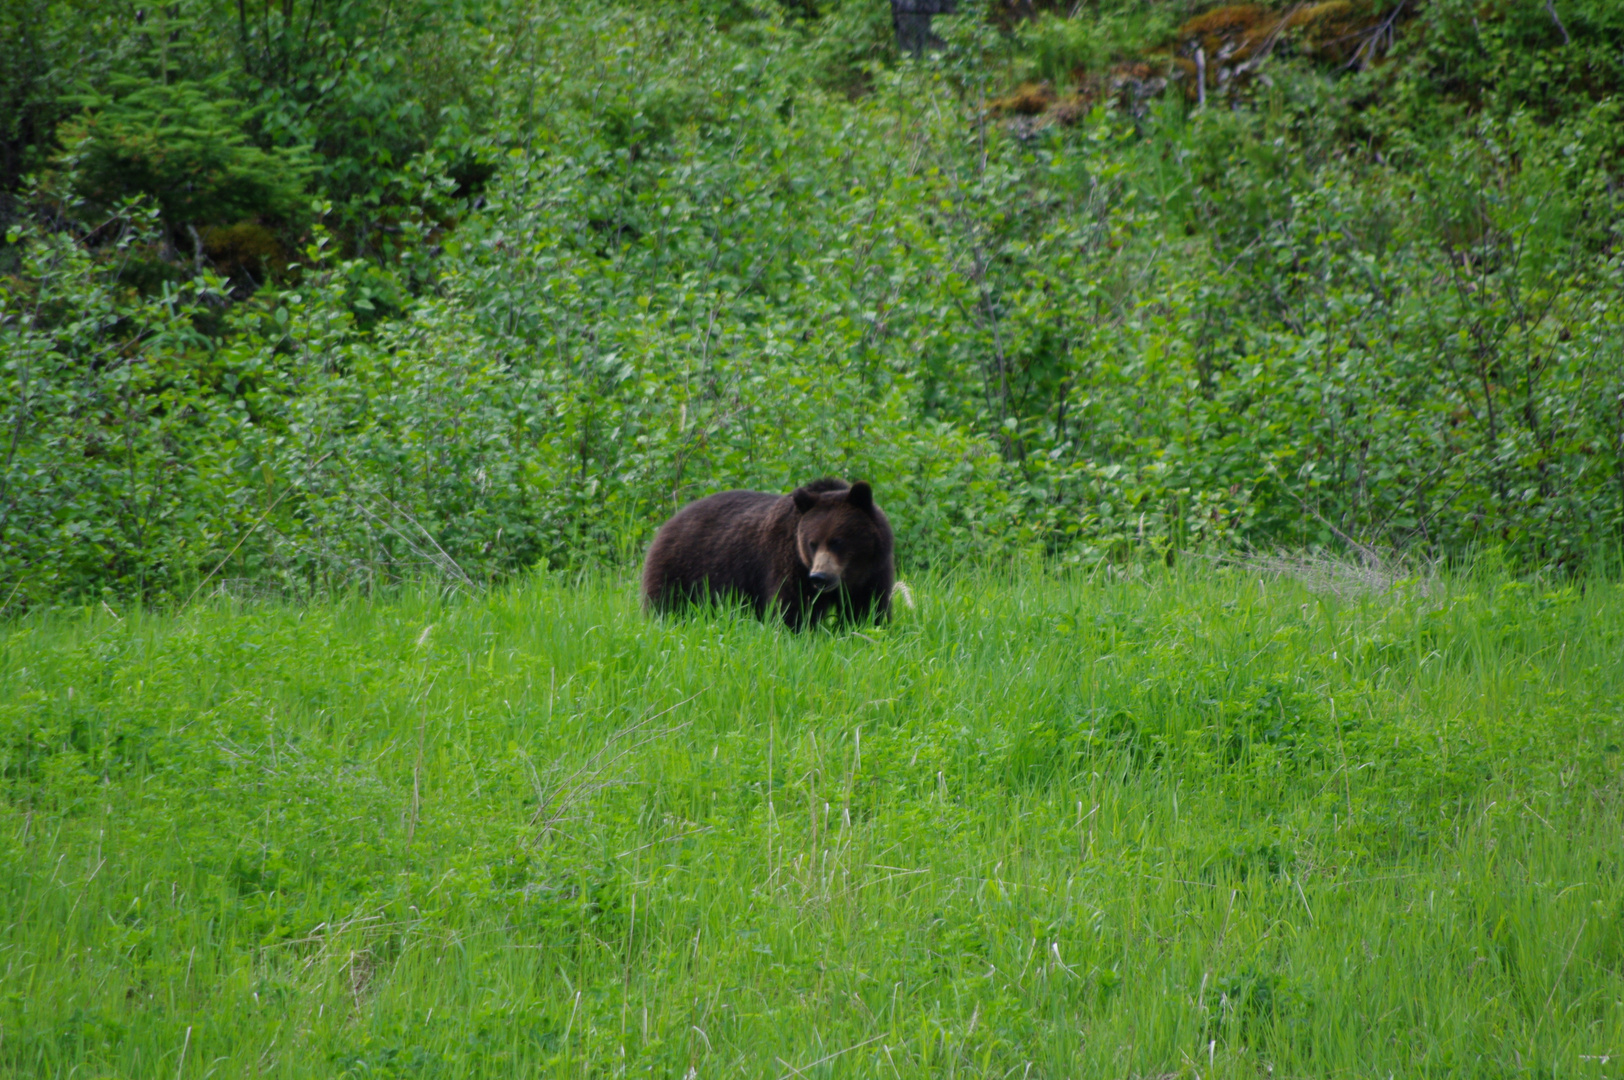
[2,0,1621,605]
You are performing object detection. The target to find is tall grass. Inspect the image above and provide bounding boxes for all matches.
[2,563,1621,1076]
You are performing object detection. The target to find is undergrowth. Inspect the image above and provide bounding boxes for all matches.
[6,2,1624,607]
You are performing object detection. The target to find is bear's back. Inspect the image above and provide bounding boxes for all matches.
[641,489,789,615]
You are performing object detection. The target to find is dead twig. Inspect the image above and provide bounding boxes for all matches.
[1345,0,1407,70]
[1232,3,1306,79]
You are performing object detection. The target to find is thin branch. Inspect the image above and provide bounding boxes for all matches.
[1232,3,1305,79]
[183,450,334,609]
[374,493,476,588]
[346,495,475,590]
[1544,0,1571,46]
[1345,0,1407,70]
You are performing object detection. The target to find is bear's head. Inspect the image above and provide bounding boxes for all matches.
[791,480,891,593]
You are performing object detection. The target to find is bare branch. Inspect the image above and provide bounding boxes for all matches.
[1544,0,1572,45]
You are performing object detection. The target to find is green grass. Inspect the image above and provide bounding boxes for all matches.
[3,564,1623,1077]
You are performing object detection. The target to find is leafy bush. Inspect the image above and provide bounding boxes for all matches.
[0,209,243,602]
[3,0,1624,607]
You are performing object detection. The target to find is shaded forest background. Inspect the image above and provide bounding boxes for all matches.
[2,0,1621,606]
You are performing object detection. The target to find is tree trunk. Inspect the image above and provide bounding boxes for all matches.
[893,0,958,55]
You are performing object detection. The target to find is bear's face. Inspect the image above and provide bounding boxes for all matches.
[791,481,888,593]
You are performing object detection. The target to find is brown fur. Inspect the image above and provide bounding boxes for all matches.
[641,478,895,630]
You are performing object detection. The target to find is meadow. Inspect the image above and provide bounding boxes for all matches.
[3,561,1622,1077]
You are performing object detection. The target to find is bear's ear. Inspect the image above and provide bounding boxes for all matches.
[792,487,817,513]
[847,481,874,511]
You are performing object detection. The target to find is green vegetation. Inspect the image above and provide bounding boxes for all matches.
[4,0,1622,608]
[4,5,1623,1068]
[52,75,312,241]
[3,564,1622,1075]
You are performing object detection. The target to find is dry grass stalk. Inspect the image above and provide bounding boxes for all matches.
[527,693,700,843]
[1211,546,1437,599]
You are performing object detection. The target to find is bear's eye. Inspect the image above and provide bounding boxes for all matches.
[827,539,844,555]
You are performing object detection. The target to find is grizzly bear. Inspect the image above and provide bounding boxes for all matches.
[641,479,895,629]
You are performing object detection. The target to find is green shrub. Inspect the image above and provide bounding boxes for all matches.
[4,0,1624,607]
[53,75,311,239]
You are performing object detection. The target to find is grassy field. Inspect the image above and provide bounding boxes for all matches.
[2,563,1622,1078]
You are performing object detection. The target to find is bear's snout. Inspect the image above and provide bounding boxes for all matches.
[808,549,845,591]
